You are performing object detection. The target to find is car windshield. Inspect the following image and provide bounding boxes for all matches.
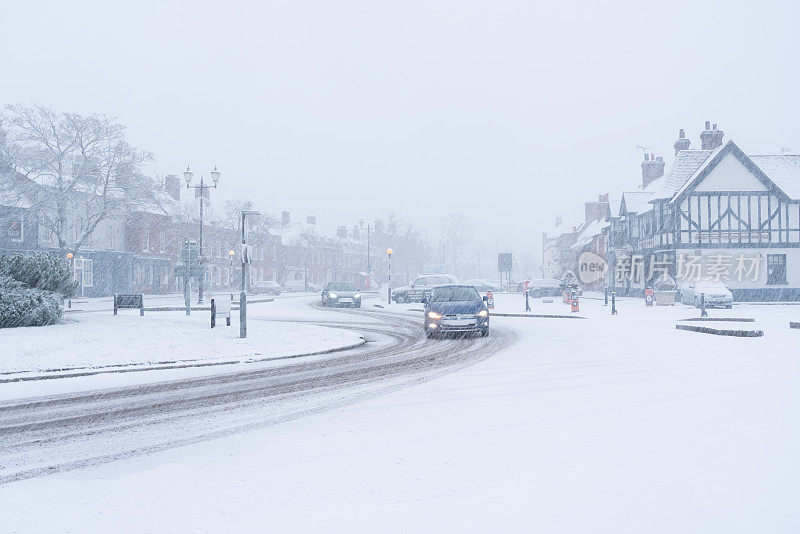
[418,276,453,285]
[430,286,481,302]
[329,282,355,291]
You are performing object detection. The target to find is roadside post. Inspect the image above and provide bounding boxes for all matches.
[571,295,579,313]
[645,288,654,307]
[611,292,617,315]
[486,290,495,309]
[604,287,609,306]
[525,291,531,312]
[387,248,393,305]
[701,292,708,317]
[240,210,260,338]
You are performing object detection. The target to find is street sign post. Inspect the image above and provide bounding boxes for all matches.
[571,296,580,313]
[486,290,495,309]
[645,288,654,307]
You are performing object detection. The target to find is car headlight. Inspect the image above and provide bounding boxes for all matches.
[427,311,442,319]
[329,292,337,299]
[477,309,488,317]
[354,293,360,299]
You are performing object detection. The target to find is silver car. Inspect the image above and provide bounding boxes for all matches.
[680,281,733,308]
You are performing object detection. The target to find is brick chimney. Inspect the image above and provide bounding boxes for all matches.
[165,174,180,202]
[700,121,724,150]
[555,216,562,227]
[674,129,691,155]
[641,153,665,189]
[337,226,348,238]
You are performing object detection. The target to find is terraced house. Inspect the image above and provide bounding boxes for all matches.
[607,122,800,301]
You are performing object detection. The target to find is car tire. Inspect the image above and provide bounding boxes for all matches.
[425,330,435,339]
[481,329,489,337]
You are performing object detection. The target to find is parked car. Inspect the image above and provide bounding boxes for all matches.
[392,274,459,303]
[422,284,489,338]
[525,279,562,298]
[463,279,500,293]
[283,279,312,292]
[251,280,282,295]
[679,280,733,308]
[321,282,361,308]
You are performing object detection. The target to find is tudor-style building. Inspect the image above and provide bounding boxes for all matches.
[607,122,800,301]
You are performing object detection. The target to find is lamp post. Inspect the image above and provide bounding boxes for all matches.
[184,165,220,304]
[387,248,393,305]
[240,209,260,338]
[359,219,372,289]
[229,249,235,287]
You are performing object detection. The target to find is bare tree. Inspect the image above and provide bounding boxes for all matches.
[0,104,155,255]
[439,213,475,277]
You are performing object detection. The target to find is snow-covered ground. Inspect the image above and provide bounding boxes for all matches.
[0,297,365,375]
[3,294,800,532]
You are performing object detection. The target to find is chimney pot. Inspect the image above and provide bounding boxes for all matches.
[705,121,711,130]
[713,123,717,130]
[679,128,685,139]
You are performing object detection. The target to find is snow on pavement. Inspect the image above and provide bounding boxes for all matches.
[0,297,365,374]
[3,296,800,532]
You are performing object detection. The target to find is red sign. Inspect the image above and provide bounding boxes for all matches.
[571,297,579,313]
[486,291,495,309]
[645,288,654,307]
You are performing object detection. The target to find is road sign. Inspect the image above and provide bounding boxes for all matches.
[645,288,654,307]
[498,253,512,272]
[571,296,579,313]
[486,291,495,309]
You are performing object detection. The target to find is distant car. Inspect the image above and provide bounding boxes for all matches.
[422,284,489,338]
[679,281,733,308]
[251,280,282,295]
[392,274,459,303]
[283,279,312,292]
[463,279,500,293]
[321,282,361,308]
[525,279,562,298]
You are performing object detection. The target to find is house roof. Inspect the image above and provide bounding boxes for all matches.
[671,141,791,203]
[573,218,608,248]
[620,191,655,214]
[650,149,713,200]
[546,221,574,239]
[749,154,800,199]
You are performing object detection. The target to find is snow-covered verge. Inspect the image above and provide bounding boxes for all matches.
[4,297,800,532]
[0,305,364,375]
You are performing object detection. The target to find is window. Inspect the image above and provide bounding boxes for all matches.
[7,218,23,242]
[159,232,167,253]
[143,232,150,252]
[767,254,787,285]
[82,259,93,287]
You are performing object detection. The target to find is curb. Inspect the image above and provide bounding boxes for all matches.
[65,297,274,314]
[678,317,755,323]
[491,312,587,319]
[675,324,763,337]
[0,337,367,384]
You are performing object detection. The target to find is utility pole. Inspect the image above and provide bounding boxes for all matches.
[240,210,260,338]
[387,248,393,304]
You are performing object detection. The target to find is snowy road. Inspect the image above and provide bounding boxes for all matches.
[0,302,516,484]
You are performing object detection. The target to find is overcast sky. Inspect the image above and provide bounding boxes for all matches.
[3,0,800,266]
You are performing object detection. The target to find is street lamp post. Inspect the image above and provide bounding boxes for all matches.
[387,248,393,305]
[229,249,235,290]
[184,165,220,304]
[359,219,372,289]
[240,209,260,338]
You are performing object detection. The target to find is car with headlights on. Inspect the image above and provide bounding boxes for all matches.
[422,284,489,338]
[392,274,459,303]
[321,281,361,308]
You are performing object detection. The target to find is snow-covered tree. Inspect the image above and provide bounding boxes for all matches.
[0,104,156,256]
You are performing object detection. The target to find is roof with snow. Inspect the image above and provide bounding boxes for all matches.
[619,191,655,215]
[573,218,608,248]
[749,154,800,199]
[546,221,573,239]
[650,149,713,200]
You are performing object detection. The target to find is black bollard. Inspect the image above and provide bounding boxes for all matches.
[525,291,531,312]
[611,292,617,315]
[701,292,708,317]
[211,299,216,328]
[604,288,608,306]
